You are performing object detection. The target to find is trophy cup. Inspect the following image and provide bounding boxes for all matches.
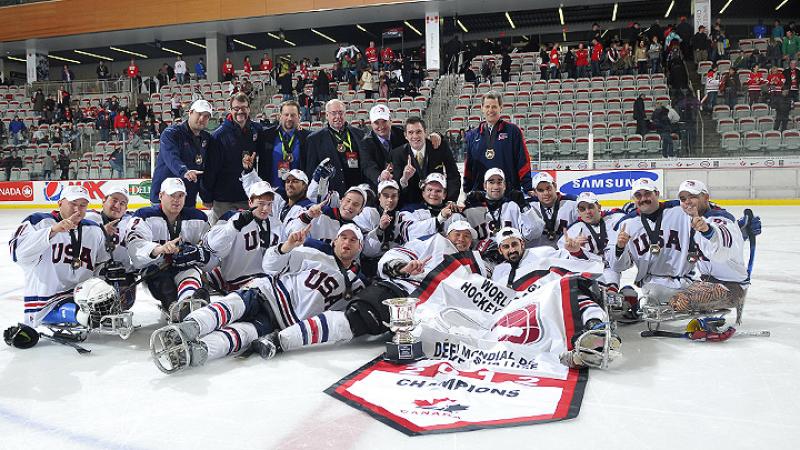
[382,297,425,363]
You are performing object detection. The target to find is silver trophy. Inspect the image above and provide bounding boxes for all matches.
[382,297,425,363]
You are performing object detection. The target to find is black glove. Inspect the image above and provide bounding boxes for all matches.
[173,243,211,269]
[232,209,255,231]
[507,190,529,211]
[4,324,39,349]
[464,191,487,208]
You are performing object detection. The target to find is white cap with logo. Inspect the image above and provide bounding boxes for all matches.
[283,169,309,185]
[378,179,400,192]
[678,179,708,195]
[189,99,213,115]
[423,172,447,189]
[104,186,129,201]
[484,168,505,181]
[62,185,90,202]
[446,220,478,240]
[494,226,524,245]
[630,178,658,195]
[345,186,368,202]
[161,177,187,195]
[247,181,276,198]
[532,172,555,186]
[337,223,364,242]
[369,104,391,122]
[576,191,600,205]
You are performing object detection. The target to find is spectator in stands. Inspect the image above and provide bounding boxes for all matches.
[9,116,26,145]
[41,151,54,180]
[574,43,589,78]
[648,35,663,73]
[174,56,188,84]
[500,49,512,83]
[155,65,169,89]
[150,99,213,206]
[665,27,682,52]
[297,85,315,123]
[634,94,648,135]
[480,57,495,83]
[381,46,395,70]
[767,66,786,104]
[667,50,689,99]
[0,119,5,144]
[259,53,273,85]
[259,100,308,194]
[463,90,531,194]
[61,64,75,87]
[652,105,674,158]
[773,20,785,40]
[747,65,767,105]
[702,67,720,112]
[222,57,235,82]
[754,20,767,39]
[563,46,576,79]
[240,76,254,101]
[365,41,380,71]
[109,146,124,178]
[766,38,783,69]
[6,150,22,179]
[242,56,252,75]
[784,60,799,101]
[114,111,131,142]
[57,150,70,180]
[195,58,206,80]
[305,99,366,196]
[96,108,111,142]
[692,26,711,64]
[720,67,740,109]
[126,59,140,92]
[171,94,182,120]
[591,38,604,77]
[783,31,800,63]
[549,44,561,80]
[32,89,44,117]
[634,40,648,74]
[360,69,376,99]
[314,68,331,103]
[277,62,294,101]
[96,61,109,80]
[773,88,796,131]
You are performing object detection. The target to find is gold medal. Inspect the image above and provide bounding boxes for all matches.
[72,257,81,270]
[337,143,345,153]
[485,148,495,160]
[687,252,699,263]
[547,231,556,240]
[195,154,203,165]
[649,244,661,254]
[285,154,294,163]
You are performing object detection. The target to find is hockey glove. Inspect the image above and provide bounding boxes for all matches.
[475,238,505,265]
[4,324,39,349]
[312,157,336,182]
[686,317,735,342]
[737,213,762,238]
[232,209,256,231]
[464,190,487,208]
[173,243,211,269]
[507,190,529,211]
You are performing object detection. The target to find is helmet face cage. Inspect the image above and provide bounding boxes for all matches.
[74,279,121,326]
[573,324,621,369]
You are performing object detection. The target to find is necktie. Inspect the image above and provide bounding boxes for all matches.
[416,151,424,167]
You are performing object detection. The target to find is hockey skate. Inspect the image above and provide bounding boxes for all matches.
[251,331,281,360]
[560,322,621,369]
[164,288,210,323]
[149,320,207,374]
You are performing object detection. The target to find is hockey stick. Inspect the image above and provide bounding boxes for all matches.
[117,261,172,298]
[39,330,92,354]
[743,208,756,281]
[641,329,770,338]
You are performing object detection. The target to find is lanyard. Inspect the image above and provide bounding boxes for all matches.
[506,250,525,288]
[540,197,561,238]
[583,219,608,254]
[641,207,664,250]
[336,259,355,300]
[482,123,500,151]
[278,130,296,162]
[255,218,272,248]
[487,200,503,233]
[330,127,352,152]
[56,212,83,270]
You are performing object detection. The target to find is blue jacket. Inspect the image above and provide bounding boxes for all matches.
[9,120,26,134]
[195,62,206,78]
[151,121,212,205]
[463,120,532,193]
[205,118,264,203]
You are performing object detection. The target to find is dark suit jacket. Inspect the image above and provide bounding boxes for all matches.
[360,125,407,191]
[258,124,310,186]
[305,124,366,195]
[389,139,460,205]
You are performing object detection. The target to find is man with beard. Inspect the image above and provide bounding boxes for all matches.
[205,93,264,224]
[258,101,310,194]
[528,172,578,248]
[149,224,366,373]
[284,185,368,243]
[397,173,461,242]
[249,220,487,361]
[492,227,582,289]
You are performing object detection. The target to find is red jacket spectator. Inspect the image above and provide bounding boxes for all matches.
[549,48,560,67]
[747,71,766,91]
[365,45,379,64]
[381,47,395,64]
[126,61,139,78]
[591,43,604,62]
[768,71,785,93]
[114,113,130,131]
[576,48,589,66]
[243,58,252,74]
[223,60,235,75]
[260,56,273,72]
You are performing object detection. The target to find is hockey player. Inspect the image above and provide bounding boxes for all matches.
[249,220,487,361]
[242,151,313,224]
[284,185,368,243]
[9,185,111,328]
[362,179,402,257]
[204,181,284,293]
[126,178,212,322]
[668,180,749,324]
[149,223,366,373]
[460,168,544,241]
[85,186,137,309]
[397,172,461,242]
[528,172,578,248]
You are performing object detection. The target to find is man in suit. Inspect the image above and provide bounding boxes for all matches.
[259,100,310,196]
[305,99,366,196]
[389,116,460,205]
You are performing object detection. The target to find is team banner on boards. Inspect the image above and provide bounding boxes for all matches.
[326,357,587,436]
[0,179,152,205]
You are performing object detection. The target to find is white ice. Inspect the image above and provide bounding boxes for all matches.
[1,207,798,450]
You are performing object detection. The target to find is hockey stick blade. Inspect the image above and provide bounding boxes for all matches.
[640,329,770,339]
[40,333,91,354]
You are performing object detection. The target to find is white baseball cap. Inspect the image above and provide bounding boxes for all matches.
[62,185,90,202]
[247,181,276,198]
[678,179,708,195]
[576,191,600,205]
[104,186,129,201]
[484,168,505,181]
[423,172,447,189]
[161,177,187,195]
[189,99,213,115]
[446,220,478,240]
[494,226,524,245]
[283,169,309,185]
[378,179,400,192]
[345,186,368,202]
[337,223,364,242]
[369,104,391,122]
[630,178,658,195]
[532,172,555,186]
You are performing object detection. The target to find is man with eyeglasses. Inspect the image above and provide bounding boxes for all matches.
[204,93,265,224]
[258,100,310,196]
[305,99,366,196]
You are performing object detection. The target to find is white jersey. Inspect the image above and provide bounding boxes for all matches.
[558,210,625,289]
[396,203,459,243]
[10,212,110,326]
[527,194,578,248]
[378,233,488,295]
[255,242,366,329]
[125,206,210,270]
[688,207,748,284]
[204,210,284,288]
[240,170,312,224]
[361,207,404,258]
[85,210,135,271]
[460,199,544,242]
[285,206,368,244]
[492,246,605,292]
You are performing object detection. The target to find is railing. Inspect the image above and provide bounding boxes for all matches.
[29,78,136,98]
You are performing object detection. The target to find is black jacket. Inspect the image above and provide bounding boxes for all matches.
[389,139,460,205]
[360,126,407,190]
[633,97,646,120]
[258,124,310,187]
[204,118,265,203]
[305,124,366,195]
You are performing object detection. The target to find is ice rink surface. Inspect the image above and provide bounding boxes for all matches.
[1,206,799,450]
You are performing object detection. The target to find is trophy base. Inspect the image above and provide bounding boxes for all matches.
[383,341,425,364]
